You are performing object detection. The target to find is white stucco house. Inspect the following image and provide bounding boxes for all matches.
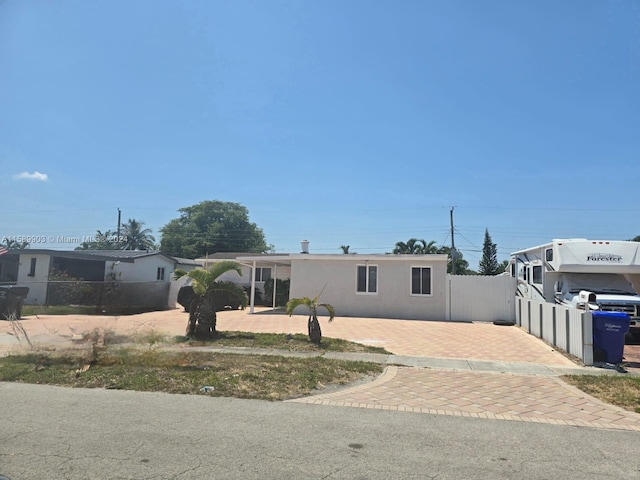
[198,250,449,320]
[246,253,448,320]
[0,249,200,308]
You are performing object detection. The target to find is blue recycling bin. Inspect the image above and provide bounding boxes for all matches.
[592,311,630,364]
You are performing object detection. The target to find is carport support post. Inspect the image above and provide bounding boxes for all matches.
[272,264,277,310]
[249,260,256,314]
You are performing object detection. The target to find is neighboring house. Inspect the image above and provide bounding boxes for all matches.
[0,249,200,308]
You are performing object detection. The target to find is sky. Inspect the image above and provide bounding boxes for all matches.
[1,0,639,268]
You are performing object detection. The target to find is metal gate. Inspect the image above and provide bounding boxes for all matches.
[446,274,517,322]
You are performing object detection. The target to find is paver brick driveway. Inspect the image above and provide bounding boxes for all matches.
[0,307,579,366]
[3,307,640,431]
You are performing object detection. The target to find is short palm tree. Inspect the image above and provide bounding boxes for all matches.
[286,295,335,345]
[174,261,248,338]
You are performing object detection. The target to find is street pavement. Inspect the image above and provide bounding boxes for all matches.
[1,382,640,480]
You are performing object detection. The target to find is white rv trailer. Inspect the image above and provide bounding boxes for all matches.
[510,239,640,336]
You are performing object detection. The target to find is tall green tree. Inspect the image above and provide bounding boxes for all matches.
[393,238,438,254]
[437,246,471,274]
[478,228,499,275]
[160,200,268,258]
[121,219,156,250]
[631,236,640,242]
[174,260,248,338]
[497,259,510,274]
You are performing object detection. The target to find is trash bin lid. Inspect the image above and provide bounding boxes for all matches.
[592,311,630,319]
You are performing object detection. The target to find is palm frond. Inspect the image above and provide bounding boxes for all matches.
[174,269,188,280]
[286,297,313,316]
[318,303,336,322]
[207,260,244,280]
[185,269,210,296]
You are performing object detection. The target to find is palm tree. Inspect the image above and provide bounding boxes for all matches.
[393,238,438,254]
[120,219,156,250]
[2,239,29,249]
[174,261,248,338]
[76,229,119,250]
[286,294,335,344]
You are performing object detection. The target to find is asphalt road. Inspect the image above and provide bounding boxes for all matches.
[1,382,639,480]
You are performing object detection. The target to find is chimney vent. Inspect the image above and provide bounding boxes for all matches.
[300,240,309,254]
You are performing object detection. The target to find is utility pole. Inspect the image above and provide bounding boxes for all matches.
[450,206,456,275]
[117,208,121,245]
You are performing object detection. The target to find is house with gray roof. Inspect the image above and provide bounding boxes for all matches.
[0,249,200,309]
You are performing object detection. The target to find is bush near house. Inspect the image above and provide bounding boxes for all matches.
[178,283,251,312]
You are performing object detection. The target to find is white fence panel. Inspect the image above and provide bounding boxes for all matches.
[555,309,569,352]
[448,275,516,322]
[541,302,556,344]
[516,297,592,366]
[530,301,542,337]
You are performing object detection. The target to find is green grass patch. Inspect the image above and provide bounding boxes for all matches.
[22,305,167,316]
[0,349,383,401]
[562,375,640,413]
[176,331,391,354]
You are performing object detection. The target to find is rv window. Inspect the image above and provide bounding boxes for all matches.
[545,249,553,262]
[533,266,542,284]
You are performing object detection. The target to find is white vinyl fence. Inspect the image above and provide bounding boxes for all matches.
[447,275,516,323]
[516,297,593,365]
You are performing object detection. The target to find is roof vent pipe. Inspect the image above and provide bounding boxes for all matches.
[300,240,309,254]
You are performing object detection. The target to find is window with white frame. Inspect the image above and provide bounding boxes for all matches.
[356,264,377,293]
[254,267,271,282]
[411,267,431,295]
[156,267,165,281]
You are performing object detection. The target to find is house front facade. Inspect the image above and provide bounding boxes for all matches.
[235,253,449,320]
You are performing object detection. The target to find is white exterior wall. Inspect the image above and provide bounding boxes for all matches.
[289,256,447,320]
[107,256,175,283]
[16,253,51,305]
[216,265,252,285]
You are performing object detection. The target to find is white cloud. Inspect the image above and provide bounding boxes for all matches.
[13,171,49,181]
